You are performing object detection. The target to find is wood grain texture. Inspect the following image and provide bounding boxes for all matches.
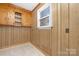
[51,3,58,56]
[69,4,79,56]
[0,3,32,26]
[0,3,79,56]
[0,4,9,25]
[59,3,69,55]
[39,29,52,55]
[58,3,79,56]
[31,3,58,55]
[9,4,33,26]
[22,11,32,26]
[31,4,44,48]
[0,26,31,49]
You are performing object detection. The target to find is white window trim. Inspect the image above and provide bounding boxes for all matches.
[37,3,52,29]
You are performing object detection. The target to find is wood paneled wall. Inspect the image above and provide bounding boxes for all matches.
[0,26,31,49]
[31,3,79,56]
[31,3,58,55]
[0,3,79,56]
[58,4,69,55]
[69,4,79,56]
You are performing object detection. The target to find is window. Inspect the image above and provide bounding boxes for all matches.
[37,4,52,29]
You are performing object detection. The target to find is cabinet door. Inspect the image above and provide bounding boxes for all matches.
[0,4,15,25]
[59,4,69,55]
[69,4,79,55]
[0,4,9,25]
[22,11,32,26]
[8,5,15,25]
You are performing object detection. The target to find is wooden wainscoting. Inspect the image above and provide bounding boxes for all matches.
[0,26,31,49]
[31,3,58,56]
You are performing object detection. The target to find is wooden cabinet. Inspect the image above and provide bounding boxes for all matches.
[11,5,32,26]
[11,4,32,26]
[0,3,32,26]
[8,5,15,25]
[0,4,9,25]
[59,3,79,56]
[22,11,32,26]
[0,4,15,25]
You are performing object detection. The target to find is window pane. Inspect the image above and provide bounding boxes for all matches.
[40,16,49,26]
[40,6,50,18]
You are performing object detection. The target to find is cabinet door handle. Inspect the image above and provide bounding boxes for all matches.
[65,28,69,33]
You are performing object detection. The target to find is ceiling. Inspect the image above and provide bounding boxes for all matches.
[12,3,39,11]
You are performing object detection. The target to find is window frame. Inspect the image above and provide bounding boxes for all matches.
[37,4,52,29]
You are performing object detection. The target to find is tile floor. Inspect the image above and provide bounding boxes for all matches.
[0,43,45,56]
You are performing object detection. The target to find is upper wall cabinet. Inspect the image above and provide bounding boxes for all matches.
[8,4,15,25]
[0,4,32,26]
[0,4,10,25]
[13,6,23,26]
[11,5,32,26]
[0,4,16,25]
[22,10,32,26]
